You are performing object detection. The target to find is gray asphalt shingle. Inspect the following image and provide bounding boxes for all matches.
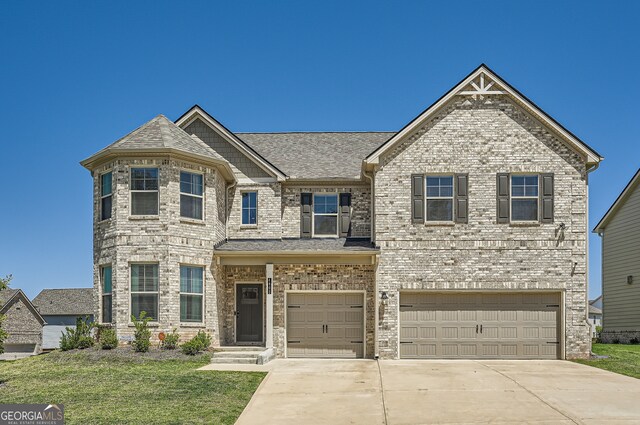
[237,132,394,180]
[215,238,378,252]
[33,288,94,316]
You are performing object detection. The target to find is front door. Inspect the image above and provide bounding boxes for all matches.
[236,284,263,343]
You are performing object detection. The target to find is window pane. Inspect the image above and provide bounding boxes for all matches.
[512,176,525,186]
[132,192,158,215]
[426,176,453,198]
[131,168,158,191]
[102,294,112,323]
[525,185,538,197]
[180,266,203,293]
[426,199,453,221]
[101,172,112,196]
[512,186,525,197]
[180,172,203,196]
[512,199,538,221]
[314,215,337,235]
[180,194,202,219]
[101,196,112,220]
[242,209,249,224]
[242,193,257,224]
[131,294,158,320]
[314,194,338,214]
[102,266,112,293]
[180,294,203,322]
[131,264,158,292]
[525,176,538,186]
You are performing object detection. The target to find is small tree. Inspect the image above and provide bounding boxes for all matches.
[131,311,152,353]
[0,275,12,354]
[60,316,95,351]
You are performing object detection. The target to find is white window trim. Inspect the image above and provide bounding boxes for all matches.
[241,191,258,226]
[99,171,113,222]
[129,167,159,217]
[179,264,205,324]
[510,174,540,223]
[312,192,339,238]
[179,170,205,221]
[129,263,159,323]
[100,265,113,324]
[425,174,455,223]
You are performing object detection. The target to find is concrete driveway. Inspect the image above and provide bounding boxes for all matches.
[235,359,640,424]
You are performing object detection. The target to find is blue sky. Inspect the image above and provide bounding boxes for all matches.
[0,1,638,299]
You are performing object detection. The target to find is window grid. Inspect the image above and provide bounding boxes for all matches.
[180,171,204,220]
[242,192,258,225]
[426,176,454,222]
[313,193,339,237]
[100,172,112,221]
[180,266,204,323]
[511,175,539,221]
[101,266,112,323]
[130,168,159,216]
[130,264,159,320]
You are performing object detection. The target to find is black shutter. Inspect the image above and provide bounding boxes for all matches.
[455,173,468,223]
[411,174,424,223]
[301,193,312,238]
[540,173,554,223]
[339,193,351,237]
[497,173,510,223]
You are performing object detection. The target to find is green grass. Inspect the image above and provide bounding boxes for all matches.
[0,350,266,424]
[573,343,640,379]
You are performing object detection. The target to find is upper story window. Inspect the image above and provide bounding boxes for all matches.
[511,175,538,221]
[180,266,203,323]
[313,193,338,236]
[130,264,158,321]
[242,192,257,225]
[100,172,112,221]
[180,172,203,220]
[426,176,454,221]
[130,168,159,216]
[101,265,112,323]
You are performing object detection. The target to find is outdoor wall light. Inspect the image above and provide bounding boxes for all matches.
[380,291,389,300]
[628,275,633,285]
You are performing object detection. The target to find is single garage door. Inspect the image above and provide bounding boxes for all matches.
[400,292,560,359]
[287,292,364,358]
[4,344,36,354]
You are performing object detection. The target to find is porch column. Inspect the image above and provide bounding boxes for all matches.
[266,263,274,348]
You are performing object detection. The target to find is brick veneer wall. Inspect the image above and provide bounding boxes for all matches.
[92,157,226,345]
[1,297,42,349]
[374,95,591,359]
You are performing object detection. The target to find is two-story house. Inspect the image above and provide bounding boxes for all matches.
[81,64,601,360]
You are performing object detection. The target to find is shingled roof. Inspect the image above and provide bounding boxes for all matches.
[33,288,94,316]
[81,115,236,181]
[215,238,379,253]
[237,132,394,180]
[0,288,18,309]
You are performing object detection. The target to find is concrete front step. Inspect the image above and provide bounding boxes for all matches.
[210,356,259,364]
[214,351,264,359]
[218,346,265,352]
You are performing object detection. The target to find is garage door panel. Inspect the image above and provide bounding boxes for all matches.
[287,293,364,359]
[400,292,560,359]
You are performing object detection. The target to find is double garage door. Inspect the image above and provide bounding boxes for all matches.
[286,292,364,358]
[400,292,560,359]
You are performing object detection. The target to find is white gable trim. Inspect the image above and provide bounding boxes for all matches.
[176,106,286,181]
[593,168,640,233]
[365,64,602,168]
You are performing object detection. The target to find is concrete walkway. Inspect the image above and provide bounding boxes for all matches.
[234,359,640,425]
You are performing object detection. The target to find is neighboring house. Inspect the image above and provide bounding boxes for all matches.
[81,64,602,360]
[594,169,640,343]
[0,288,44,358]
[33,288,94,350]
[588,300,602,338]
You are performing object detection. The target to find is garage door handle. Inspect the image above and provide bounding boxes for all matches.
[476,324,478,333]
[480,325,483,333]
[546,341,559,344]
[287,341,301,344]
[400,341,413,344]
[351,341,363,344]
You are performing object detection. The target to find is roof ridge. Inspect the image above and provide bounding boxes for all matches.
[236,131,396,134]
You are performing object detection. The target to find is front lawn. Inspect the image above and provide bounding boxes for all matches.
[0,350,265,424]
[573,343,640,379]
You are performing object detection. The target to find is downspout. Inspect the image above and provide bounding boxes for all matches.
[225,180,237,240]
[363,168,379,358]
[585,161,600,354]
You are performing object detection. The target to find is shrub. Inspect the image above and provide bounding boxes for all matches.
[60,316,95,351]
[161,329,180,350]
[180,340,201,356]
[595,325,603,335]
[131,311,152,353]
[99,328,118,350]
[180,330,212,355]
[192,330,212,351]
[613,338,620,344]
[630,337,640,345]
